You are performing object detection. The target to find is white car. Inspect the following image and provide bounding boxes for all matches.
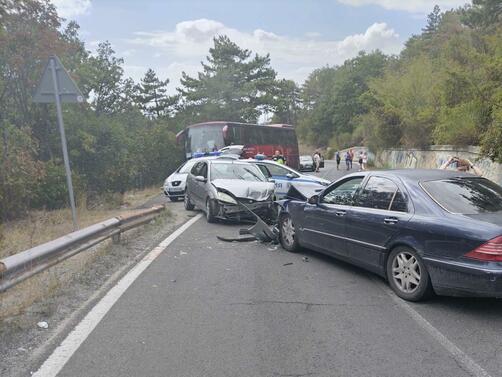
[164,156,239,201]
[243,160,330,199]
[163,159,199,201]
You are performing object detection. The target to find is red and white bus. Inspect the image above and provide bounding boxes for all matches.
[176,121,300,169]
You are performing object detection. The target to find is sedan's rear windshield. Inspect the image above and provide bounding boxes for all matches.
[210,163,265,182]
[421,178,502,214]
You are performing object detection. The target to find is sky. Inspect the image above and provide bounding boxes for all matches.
[52,0,470,93]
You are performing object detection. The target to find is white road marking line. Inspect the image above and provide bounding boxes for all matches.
[33,214,203,377]
[376,279,492,377]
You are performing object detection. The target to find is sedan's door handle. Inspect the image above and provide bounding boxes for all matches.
[384,217,398,224]
[335,210,346,217]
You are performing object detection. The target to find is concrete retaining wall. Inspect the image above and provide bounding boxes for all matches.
[375,145,502,185]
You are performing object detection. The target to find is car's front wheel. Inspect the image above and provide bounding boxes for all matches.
[205,198,217,223]
[279,214,300,252]
[184,192,194,210]
[386,246,433,301]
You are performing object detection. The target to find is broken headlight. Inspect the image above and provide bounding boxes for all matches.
[217,191,238,204]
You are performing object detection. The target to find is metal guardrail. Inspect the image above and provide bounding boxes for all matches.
[0,205,165,293]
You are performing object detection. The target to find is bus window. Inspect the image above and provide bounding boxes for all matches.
[187,124,225,154]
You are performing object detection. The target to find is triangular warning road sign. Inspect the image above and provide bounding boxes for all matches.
[33,55,84,103]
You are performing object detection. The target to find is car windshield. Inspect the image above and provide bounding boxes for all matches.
[178,160,197,174]
[210,163,266,182]
[422,177,502,214]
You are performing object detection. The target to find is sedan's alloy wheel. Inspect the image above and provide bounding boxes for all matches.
[392,252,421,293]
[281,216,295,248]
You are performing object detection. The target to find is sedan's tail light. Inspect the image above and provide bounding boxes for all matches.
[465,236,502,262]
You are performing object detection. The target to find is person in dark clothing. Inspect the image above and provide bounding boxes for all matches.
[335,151,341,170]
[345,151,351,170]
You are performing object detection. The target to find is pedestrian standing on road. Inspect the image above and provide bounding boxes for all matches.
[335,151,341,170]
[273,150,286,165]
[362,152,368,171]
[349,149,354,170]
[345,151,351,170]
[313,151,321,172]
[358,152,364,171]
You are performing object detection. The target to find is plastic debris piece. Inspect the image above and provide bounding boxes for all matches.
[283,262,293,266]
[302,257,309,262]
[217,235,256,242]
[171,279,177,283]
[17,347,27,352]
[180,251,187,256]
[37,321,48,329]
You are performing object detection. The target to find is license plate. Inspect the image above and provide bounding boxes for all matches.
[169,188,183,193]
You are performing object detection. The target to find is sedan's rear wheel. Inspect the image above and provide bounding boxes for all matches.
[184,193,194,210]
[279,214,300,252]
[387,247,432,301]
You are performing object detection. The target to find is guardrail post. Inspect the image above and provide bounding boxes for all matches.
[112,232,121,244]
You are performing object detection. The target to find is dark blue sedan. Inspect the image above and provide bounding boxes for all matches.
[277,169,502,301]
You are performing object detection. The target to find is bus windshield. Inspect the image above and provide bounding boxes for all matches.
[186,124,225,154]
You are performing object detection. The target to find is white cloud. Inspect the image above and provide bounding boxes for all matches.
[52,0,92,19]
[337,0,468,13]
[127,18,402,88]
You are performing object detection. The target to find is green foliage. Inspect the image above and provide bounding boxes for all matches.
[0,125,44,219]
[298,1,502,162]
[299,51,388,148]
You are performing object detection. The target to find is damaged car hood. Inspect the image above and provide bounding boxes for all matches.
[212,179,275,201]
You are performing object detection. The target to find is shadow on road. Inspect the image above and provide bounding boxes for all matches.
[295,245,502,314]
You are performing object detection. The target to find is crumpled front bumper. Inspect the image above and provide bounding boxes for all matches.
[216,199,274,221]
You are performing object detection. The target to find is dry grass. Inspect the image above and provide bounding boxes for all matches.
[0,186,162,259]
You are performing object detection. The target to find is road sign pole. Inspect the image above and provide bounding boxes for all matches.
[50,58,79,230]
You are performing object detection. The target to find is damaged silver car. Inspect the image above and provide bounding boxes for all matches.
[184,158,276,223]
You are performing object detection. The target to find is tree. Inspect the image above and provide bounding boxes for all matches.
[462,0,502,29]
[134,69,176,118]
[177,35,278,123]
[270,79,300,124]
[84,41,129,115]
[423,5,443,37]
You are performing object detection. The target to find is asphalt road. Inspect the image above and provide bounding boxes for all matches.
[36,161,502,377]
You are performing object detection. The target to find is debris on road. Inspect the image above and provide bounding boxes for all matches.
[283,262,293,266]
[302,257,309,262]
[217,200,279,244]
[170,279,177,283]
[180,251,188,256]
[37,321,48,329]
[217,235,257,242]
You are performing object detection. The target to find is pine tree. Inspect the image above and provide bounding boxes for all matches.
[134,68,173,118]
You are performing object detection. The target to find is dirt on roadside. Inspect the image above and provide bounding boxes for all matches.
[0,199,194,377]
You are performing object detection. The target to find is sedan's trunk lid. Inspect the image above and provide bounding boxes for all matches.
[464,211,502,227]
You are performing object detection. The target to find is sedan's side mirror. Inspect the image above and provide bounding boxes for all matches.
[195,175,207,183]
[268,178,275,183]
[308,195,319,205]
[286,173,295,179]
